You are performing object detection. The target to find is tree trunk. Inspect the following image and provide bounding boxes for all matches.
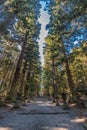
[52,58,58,103]
[19,60,27,98]
[61,40,75,98]
[7,70,15,91]
[0,69,9,89]
[24,70,31,100]
[7,32,28,100]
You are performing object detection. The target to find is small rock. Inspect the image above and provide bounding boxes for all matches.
[21,103,27,106]
[0,115,4,119]
[63,104,70,109]
[13,103,20,109]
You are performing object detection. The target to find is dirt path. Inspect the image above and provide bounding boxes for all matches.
[0,97,85,130]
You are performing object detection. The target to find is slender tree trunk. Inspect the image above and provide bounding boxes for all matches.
[61,40,75,98]
[19,60,27,98]
[52,58,55,102]
[0,52,6,67]
[52,58,58,103]
[7,70,15,91]
[0,69,9,88]
[3,70,11,86]
[24,70,31,100]
[7,32,28,100]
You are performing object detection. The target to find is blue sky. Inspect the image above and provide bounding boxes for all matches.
[38,2,49,66]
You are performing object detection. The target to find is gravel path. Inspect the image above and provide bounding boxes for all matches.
[0,97,85,130]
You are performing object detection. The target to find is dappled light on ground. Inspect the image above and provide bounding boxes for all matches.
[0,127,13,130]
[0,97,85,130]
[41,126,68,130]
[0,0,87,129]
[71,118,85,123]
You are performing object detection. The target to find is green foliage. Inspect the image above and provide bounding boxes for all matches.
[43,0,87,100]
[0,0,41,100]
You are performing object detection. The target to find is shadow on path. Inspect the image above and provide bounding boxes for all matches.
[0,97,85,130]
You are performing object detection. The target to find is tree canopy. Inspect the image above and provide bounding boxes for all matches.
[0,0,87,103]
[0,0,41,101]
[43,0,87,101]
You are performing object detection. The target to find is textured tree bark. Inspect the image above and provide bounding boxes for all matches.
[19,60,28,98]
[52,58,58,103]
[61,40,75,98]
[7,32,28,100]
[0,69,9,89]
[7,70,15,91]
[24,70,31,100]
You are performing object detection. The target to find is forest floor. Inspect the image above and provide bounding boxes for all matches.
[0,97,86,130]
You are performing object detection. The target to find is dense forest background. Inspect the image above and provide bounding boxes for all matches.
[0,0,41,102]
[0,0,87,103]
[42,0,87,102]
